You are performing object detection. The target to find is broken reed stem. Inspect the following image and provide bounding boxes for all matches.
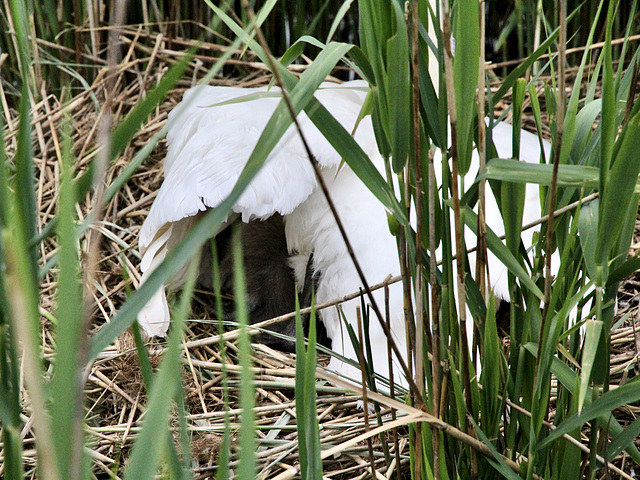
[411,0,425,400]
[426,9,442,478]
[537,0,566,418]
[399,170,415,386]
[409,1,428,478]
[476,0,488,309]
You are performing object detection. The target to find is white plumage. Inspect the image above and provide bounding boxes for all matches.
[137,80,550,387]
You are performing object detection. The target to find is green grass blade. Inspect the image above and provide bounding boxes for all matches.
[479,159,600,189]
[538,376,640,450]
[4,200,58,480]
[578,199,599,283]
[295,297,310,475]
[524,344,640,465]
[326,0,355,43]
[295,295,323,479]
[607,416,640,461]
[49,117,87,479]
[596,110,640,273]
[307,99,409,226]
[0,118,10,225]
[578,320,604,412]
[453,0,479,175]
[560,1,605,168]
[9,0,33,87]
[0,117,24,470]
[594,3,619,278]
[571,99,602,163]
[387,0,410,173]
[131,322,155,390]
[470,418,521,479]
[212,239,232,480]
[281,35,326,67]
[123,261,196,480]
[232,226,257,480]
[14,83,38,280]
[480,295,502,437]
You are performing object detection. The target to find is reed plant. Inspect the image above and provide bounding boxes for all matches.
[1,0,640,478]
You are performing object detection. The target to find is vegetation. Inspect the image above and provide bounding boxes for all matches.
[1,0,640,478]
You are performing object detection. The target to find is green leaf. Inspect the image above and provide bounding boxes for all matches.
[607,417,640,461]
[578,320,604,412]
[232,227,256,480]
[295,295,322,479]
[49,120,86,478]
[281,36,323,67]
[0,112,25,480]
[607,254,640,286]
[326,0,355,43]
[453,0,479,175]
[480,294,502,436]
[123,262,196,480]
[571,99,602,162]
[538,376,640,450]
[14,83,38,281]
[388,0,411,173]
[511,78,526,157]
[307,98,409,226]
[471,418,522,480]
[500,170,526,258]
[491,10,578,105]
[595,109,640,282]
[524,344,640,464]
[479,159,600,189]
[578,199,599,283]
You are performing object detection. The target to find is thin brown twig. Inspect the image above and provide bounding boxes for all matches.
[536,0,566,423]
[237,0,422,402]
[485,33,640,71]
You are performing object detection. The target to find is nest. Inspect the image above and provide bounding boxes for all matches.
[3,25,640,479]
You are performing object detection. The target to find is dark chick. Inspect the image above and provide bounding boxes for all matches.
[197,214,299,352]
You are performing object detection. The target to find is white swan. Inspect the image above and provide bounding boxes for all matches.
[137,80,550,387]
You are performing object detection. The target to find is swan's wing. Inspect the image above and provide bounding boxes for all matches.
[137,81,369,336]
[139,81,369,250]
